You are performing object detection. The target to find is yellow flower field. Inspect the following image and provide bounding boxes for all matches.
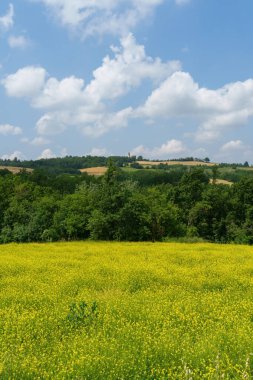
[0,242,253,379]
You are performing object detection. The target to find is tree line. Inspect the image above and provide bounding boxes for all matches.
[0,162,253,244]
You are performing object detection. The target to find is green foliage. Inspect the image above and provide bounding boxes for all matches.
[53,191,91,240]
[1,161,253,243]
[130,162,143,169]
[66,301,98,328]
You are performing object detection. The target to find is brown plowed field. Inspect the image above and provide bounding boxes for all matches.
[0,166,33,174]
[80,167,107,176]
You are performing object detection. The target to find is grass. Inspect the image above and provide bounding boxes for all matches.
[1,242,253,379]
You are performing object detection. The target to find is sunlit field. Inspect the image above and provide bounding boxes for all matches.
[1,242,253,379]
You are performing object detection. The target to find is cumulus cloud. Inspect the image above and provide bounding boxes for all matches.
[0,124,22,135]
[1,150,25,160]
[34,0,164,37]
[216,140,253,162]
[138,72,253,142]
[0,3,14,31]
[38,148,56,159]
[3,33,253,144]
[78,107,133,137]
[2,66,47,97]
[36,114,66,135]
[8,35,30,49]
[31,34,180,108]
[21,136,50,146]
[220,140,245,152]
[132,139,186,159]
[3,34,179,137]
[88,147,109,156]
[33,76,86,109]
[34,0,187,37]
[85,33,181,103]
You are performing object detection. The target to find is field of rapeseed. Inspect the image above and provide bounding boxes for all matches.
[1,242,253,379]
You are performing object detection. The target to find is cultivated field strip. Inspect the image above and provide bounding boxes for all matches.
[0,242,253,379]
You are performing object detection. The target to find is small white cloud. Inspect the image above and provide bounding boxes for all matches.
[132,139,186,159]
[88,148,108,156]
[35,0,164,38]
[1,150,25,160]
[221,140,245,152]
[191,147,209,158]
[2,66,47,98]
[181,46,189,53]
[0,124,22,135]
[38,148,56,159]
[60,147,68,157]
[8,35,30,49]
[36,114,66,136]
[79,107,133,137]
[21,136,50,146]
[216,140,253,162]
[0,3,14,31]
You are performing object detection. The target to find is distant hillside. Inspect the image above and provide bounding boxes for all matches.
[0,156,251,180]
[137,160,216,167]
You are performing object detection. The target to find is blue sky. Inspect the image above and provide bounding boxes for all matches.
[1,0,253,162]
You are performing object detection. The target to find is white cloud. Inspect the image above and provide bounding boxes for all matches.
[2,66,47,97]
[138,72,253,142]
[3,34,179,137]
[36,114,66,135]
[4,33,253,145]
[88,147,108,156]
[0,3,14,31]
[33,76,86,109]
[85,33,181,103]
[8,35,30,49]
[221,140,245,152]
[138,72,198,119]
[37,106,133,138]
[21,136,50,146]
[216,140,253,162]
[78,107,133,137]
[60,147,68,157]
[34,0,164,37]
[1,150,25,160]
[38,148,56,159]
[0,124,22,135]
[132,139,186,159]
[32,34,180,108]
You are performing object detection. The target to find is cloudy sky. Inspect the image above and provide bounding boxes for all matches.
[1,0,253,162]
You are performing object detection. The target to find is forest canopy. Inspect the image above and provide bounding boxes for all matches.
[0,156,253,244]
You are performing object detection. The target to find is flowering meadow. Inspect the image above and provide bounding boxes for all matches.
[0,242,253,379]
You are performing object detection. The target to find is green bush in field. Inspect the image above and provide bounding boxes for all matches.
[66,301,98,328]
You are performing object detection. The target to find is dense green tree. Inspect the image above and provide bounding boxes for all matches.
[0,159,253,244]
[53,191,91,240]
